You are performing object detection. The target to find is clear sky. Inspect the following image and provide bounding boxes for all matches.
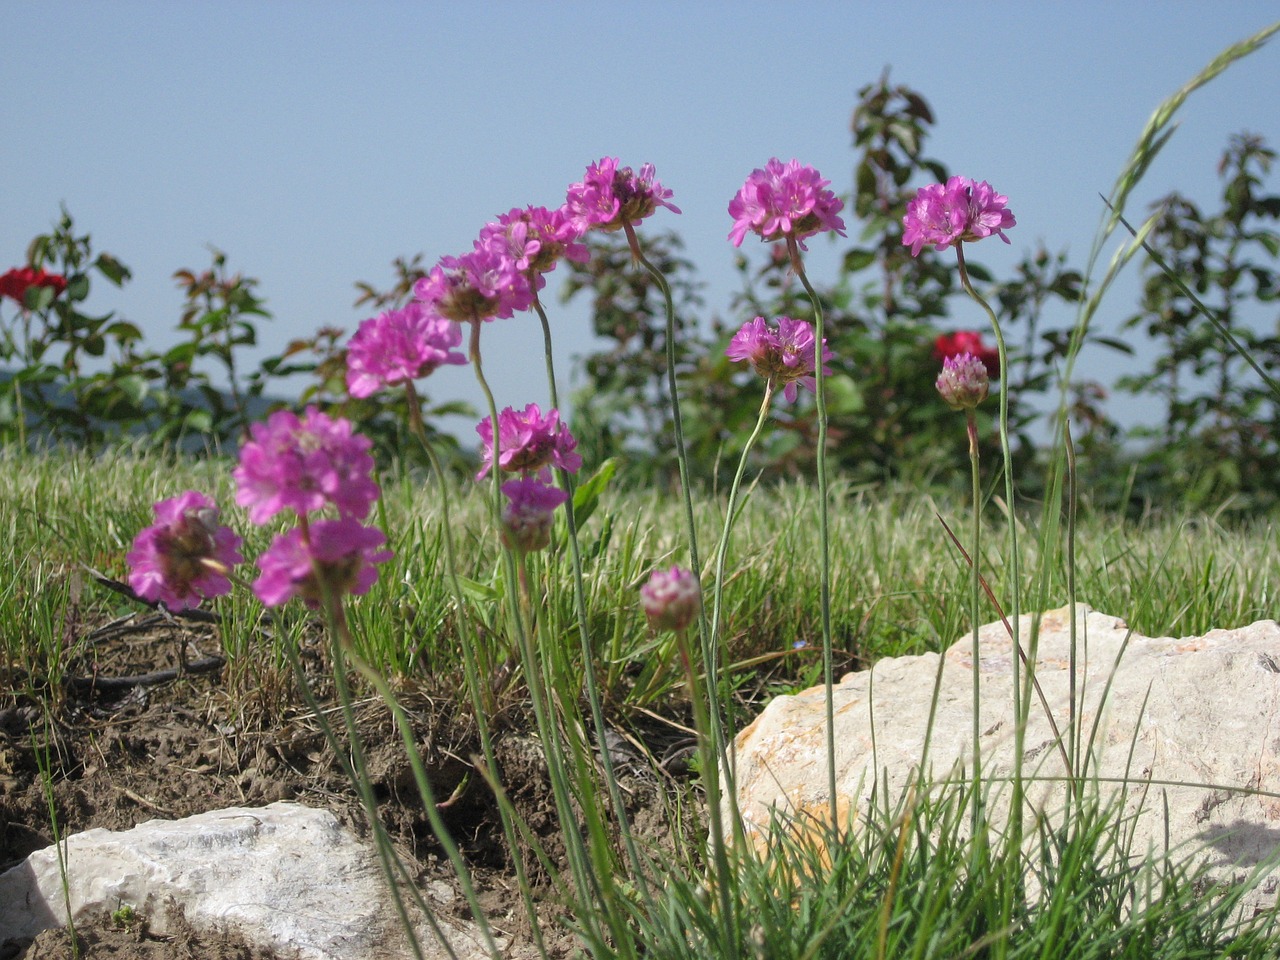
[3,2,1278,443]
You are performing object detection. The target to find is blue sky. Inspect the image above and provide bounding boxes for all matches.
[3,2,1278,443]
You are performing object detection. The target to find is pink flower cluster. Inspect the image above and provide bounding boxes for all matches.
[408,158,677,331]
[565,157,680,234]
[253,519,392,609]
[475,403,582,554]
[499,477,569,554]
[476,403,582,480]
[902,176,1016,256]
[229,406,390,607]
[728,158,846,249]
[127,491,243,610]
[726,316,834,402]
[346,301,467,399]
[233,407,379,524]
[478,206,590,280]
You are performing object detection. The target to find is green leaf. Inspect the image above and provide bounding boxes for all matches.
[65,274,91,302]
[94,253,132,286]
[571,457,617,529]
[26,284,57,312]
[842,248,877,273]
[455,575,500,604]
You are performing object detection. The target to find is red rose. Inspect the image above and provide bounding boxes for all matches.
[933,330,999,378]
[0,266,68,305]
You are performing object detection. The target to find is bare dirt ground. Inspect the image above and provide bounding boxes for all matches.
[0,608,693,959]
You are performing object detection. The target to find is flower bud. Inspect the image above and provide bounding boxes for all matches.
[936,352,990,411]
[640,566,701,632]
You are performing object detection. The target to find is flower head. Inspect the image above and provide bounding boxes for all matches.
[126,491,243,610]
[936,352,991,411]
[933,330,999,379]
[728,159,847,249]
[233,406,379,524]
[478,206,589,280]
[412,241,532,323]
[565,157,680,233]
[252,518,393,608]
[640,566,701,633]
[346,302,466,398]
[499,477,569,554]
[902,176,1015,256]
[726,316,834,402]
[476,403,582,480]
[0,266,67,305]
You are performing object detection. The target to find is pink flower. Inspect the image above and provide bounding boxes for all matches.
[499,477,569,554]
[902,176,1015,256]
[936,352,991,411]
[640,566,701,633]
[233,407,379,524]
[933,330,999,378]
[728,158,846,249]
[726,316,834,402]
[478,206,589,281]
[0,266,67,305]
[412,240,533,323]
[126,491,243,610]
[252,518,393,608]
[346,302,466,398]
[476,403,582,480]
[565,157,681,233]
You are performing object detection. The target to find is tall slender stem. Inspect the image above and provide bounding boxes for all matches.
[955,244,1019,960]
[965,409,984,835]
[788,236,838,834]
[532,290,650,899]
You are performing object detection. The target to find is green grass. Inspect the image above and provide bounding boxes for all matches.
[6,444,1280,956]
[3,445,1277,702]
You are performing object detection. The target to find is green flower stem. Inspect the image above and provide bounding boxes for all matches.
[955,243,1019,960]
[965,408,984,834]
[401,381,546,955]
[709,379,775,653]
[625,223,707,633]
[788,235,838,834]
[466,317,610,947]
[532,290,651,900]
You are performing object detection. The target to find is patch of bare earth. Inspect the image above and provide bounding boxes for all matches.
[0,610,696,960]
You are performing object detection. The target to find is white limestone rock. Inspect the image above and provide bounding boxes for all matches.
[731,604,1280,908]
[0,800,504,960]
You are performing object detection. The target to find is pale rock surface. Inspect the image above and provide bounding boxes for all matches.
[731,604,1280,909]
[0,800,510,960]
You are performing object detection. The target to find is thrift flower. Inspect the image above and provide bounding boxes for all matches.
[234,406,379,524]
[412,240,532,323]
[726,316,834,402]
[902,176,1016,256]
[0,266,67,305]
[936,352,991,411]
[346,301,466,398]
[640,566,701,633]
[476,403,582,480]
[565,157,680,233]
[253,518,393,608]
[126,491,243,610]
[728,158,846,249]
[499,477,569,554]
[478,206,589,281]
[933,330,999,378]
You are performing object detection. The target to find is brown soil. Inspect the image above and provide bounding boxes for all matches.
[0,607,696,960]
